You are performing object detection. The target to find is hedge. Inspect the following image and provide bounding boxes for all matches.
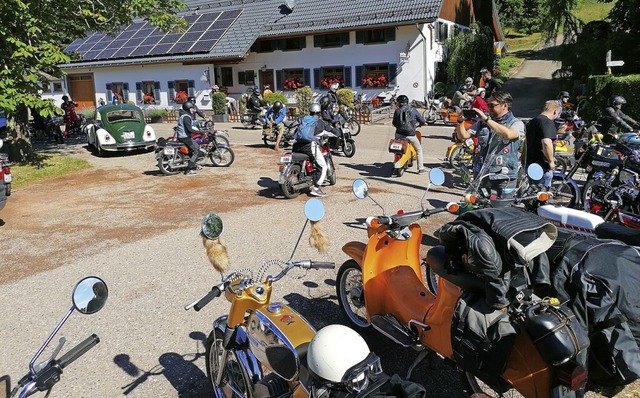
[583,74,640,121]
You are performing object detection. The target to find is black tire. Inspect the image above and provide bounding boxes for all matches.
[343,139,356,158]
[210,147,235,167]
[158,151,185,175]
[424,106,438,124]
[346,118,361,136]
[205,328,252,398]
[5,183,11,197]
[426,266,439,295]
[461,371,519,398]
[280,164,301,199]
[549,175,578,208]
[448,146,466,169]
[95,141,104,157]
[262,136,270,146]
[214,135,230,147]
[394,165,405,177]
[582,179,612,218]
[336,260,371,332]
[554,154,569,174]
[328,157,337,186]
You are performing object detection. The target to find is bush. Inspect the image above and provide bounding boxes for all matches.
[433,82,448,95]
[337,88,354,108]
[145,106,170,118]
[80,107,95,121]
[211,92,227,114]
[264,92,288,105]
[295,86,314,115]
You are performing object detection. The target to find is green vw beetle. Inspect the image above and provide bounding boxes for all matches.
[84,104,156,156]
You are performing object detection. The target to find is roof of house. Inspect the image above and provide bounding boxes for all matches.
[63,0,444,68]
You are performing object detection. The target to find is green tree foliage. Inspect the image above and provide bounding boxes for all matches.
[0,0,185,127]
[295,86,314,116]
[264,92,288,105]
[211,92,227,115]
[444,23,494,85]
[336,88,354,109]
[495,0,547,34]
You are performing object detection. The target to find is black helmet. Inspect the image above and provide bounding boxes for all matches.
[558,91,570,99]
[272,101,283,112]
[319,95,331,110]
[182,101,195,111]
[62,95,69,101]
[252,88,260,96]
[608,95,626,107]
[309,103,321,114]
[397,95,409,105]
[188,96,196,103]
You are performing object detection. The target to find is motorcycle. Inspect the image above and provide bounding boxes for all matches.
[155,131,235,175]
[191,120,231,147]
[388,131,422,177]
[376,86,399,107]
[337,169,589,398]
[241,108,266,129]
[422,92,459,126]
[278,134,337,199]
[328,126,356,158]
[262,119,299,148]
[445,134,477,170]
[1,276,108,398]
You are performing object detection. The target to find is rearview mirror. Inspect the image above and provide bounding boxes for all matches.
[527,163,544,181]
[304,199,325,222]
[201,213,224,240]
[72,276,108,315]
[429,168,445,186]
[352,179,368,199]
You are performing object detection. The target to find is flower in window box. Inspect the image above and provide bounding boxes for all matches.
[283,77,304,91]
[361,75,389,88]
[174,91,188,103]
[143,93,155,104]
[320,77,344,89]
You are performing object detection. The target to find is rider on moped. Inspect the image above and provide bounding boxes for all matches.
[266,101,287,150]
[599,95,640,144]
[246,88,266,114]
[187,96,208,120]
[176,101,201,176]
[392,94,427,174]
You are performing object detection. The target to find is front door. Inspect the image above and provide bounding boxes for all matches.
[68,74,95,110]
[260,70,274,92]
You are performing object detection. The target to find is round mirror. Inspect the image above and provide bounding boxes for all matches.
[304,198,325,222]
[429,168,445,186]
[352,179,368,199]
[201,213,224,240]
[73,276,108,315]
[527,163,544,181]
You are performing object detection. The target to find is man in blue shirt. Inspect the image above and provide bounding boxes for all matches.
[266,101,287,149]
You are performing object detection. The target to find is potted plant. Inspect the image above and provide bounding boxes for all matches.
[145,106,170,123]
[143,93,155,104]
[211,92,229,122]
[173,91,188,103]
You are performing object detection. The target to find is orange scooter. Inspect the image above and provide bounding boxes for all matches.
[337,169,588,398]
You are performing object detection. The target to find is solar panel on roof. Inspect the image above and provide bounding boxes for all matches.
[189,40,218,52]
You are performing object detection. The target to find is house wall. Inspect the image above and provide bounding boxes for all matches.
[52,23,453,110]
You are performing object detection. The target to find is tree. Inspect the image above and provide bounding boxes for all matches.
[444,23,495,85]
[0,0,185,141]
[495,0,547,35]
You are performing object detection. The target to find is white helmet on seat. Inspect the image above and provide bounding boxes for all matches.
[307,325,382,392]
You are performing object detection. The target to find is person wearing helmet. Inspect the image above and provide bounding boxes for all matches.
[246,88,266,113]
[553,91,576,134]
[60,95,79,138]
[471,87,489,113]
[599,95,639,143]
[187,96,208,119]
[392,94,427,174]
[291,103,342,197]
[265,100,287,149]
[319,95,339,125]
[326,81,350,124]
[176,101,201,176]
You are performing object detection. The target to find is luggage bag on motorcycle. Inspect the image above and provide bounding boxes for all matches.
[523,300,589,366]
[388,139,407,154]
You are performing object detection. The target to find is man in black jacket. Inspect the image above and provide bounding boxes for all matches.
[599,95,639,143]
[392,95,427,174]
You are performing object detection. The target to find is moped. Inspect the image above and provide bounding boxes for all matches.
[1,276,108,397]
[388,131,422,177]
[337,169,588,398]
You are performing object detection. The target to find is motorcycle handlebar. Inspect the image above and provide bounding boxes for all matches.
[193,286,222,312]
[310,261,335,269]
[58,334,100,370]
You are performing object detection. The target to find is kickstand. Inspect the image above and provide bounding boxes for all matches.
[406,349,429,380]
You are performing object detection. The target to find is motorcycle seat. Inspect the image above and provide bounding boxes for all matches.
[291,152,311,161]
[426,246,485,294]
[595,222,640,247]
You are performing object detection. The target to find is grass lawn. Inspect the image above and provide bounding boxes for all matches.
[10,153,92,188]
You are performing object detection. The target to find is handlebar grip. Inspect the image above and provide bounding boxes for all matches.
[194,287,222,312]
[58,334,100,370]
[310,262,335,269]
[425,207,446,216]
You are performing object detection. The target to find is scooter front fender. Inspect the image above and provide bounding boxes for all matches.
[342,241,367,267]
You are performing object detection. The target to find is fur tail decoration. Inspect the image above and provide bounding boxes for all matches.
[202,235,230,274]
[309,220,329,253]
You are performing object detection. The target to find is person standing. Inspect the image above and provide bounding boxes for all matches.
[525,100,561,187]
[456,91,525,197]
[392,94,427,174]
[479,67,501,98]
[176,101,201,176]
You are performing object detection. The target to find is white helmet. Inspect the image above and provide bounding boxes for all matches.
[307,325,382,392]
[477,87,486,94]
[330,82,340,91]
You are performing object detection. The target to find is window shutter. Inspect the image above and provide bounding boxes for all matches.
[313,68,320,89]
[135,82,143,103]
[344,66,352,87]
[314,35,324,48]
[355,31,364,44]
[238,71,246,85]
[299,36,307,49]
[434,22,440,42]
[106,83,113,102]
[303,69,310,86]
[122,83,129,103]
[276,70,284,91]
[153,82,161,104]
[355,66,363,87]
[245,70,255,85]
[388,64,398,85]
[385,28,396,42]
[341,32,349,45]
[187,80,195,97]
[168,81,175,102]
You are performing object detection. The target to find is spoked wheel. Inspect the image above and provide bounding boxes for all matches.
[346,118,361,136]
[205,328,252,398]
[336,260,371,332]
[554,154,570,174]
[343,139,356,158]
[582,179,612,218]
[158,151,185,175]
[210,147,235,167]
[279,164,301,199]
[448,146,468,169]
[214,135,230,147]
[462,371,520,398]
[262,136,270,146]
[327,158,337,185]
[394,165,405,177]
[424,107,438,125]
[549,176,578,208]
[426,266,439,295]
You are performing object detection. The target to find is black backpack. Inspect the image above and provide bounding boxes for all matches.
[396,106,415,135]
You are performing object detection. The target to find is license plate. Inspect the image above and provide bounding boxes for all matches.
[163,147,175,155]
[280,155,292,164]
[3,174,11,183]
[389,143,403,151]
[123,131,135,140]
[552,385,575,398]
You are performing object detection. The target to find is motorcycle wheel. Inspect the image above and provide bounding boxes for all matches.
[582,179,612,218]
[280,164,301,199]
[448,146,467,169]
[343,139,356,158]
[205,328,252,398]
[210,147,235,167]
[262,136,270,146]
[424,106,438,125]
[426,266,439,295]
[158,151,185,175]
[5,183,11,197]
[462,372,519,398]
[345,118,361,136]
[327,158,337,185]
[554,155,569,174]
[336,260,371,332]
[394,165,405,177]
[214,135,230,147]
[549,175,578,208]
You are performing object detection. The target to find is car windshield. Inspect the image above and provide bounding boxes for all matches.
[106,110,142,123]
